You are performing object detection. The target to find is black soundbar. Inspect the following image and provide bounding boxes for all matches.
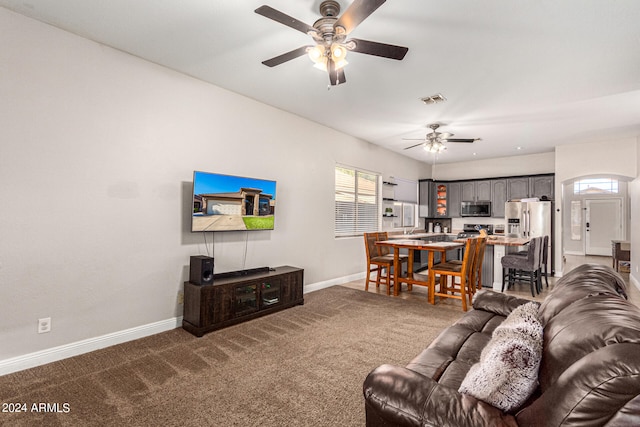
[213,266,270,280]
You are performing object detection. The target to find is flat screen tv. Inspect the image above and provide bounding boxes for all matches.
[192,171,277,232]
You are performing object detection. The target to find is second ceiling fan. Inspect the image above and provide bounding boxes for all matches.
[255,0,409,86]
[403,124,481,153]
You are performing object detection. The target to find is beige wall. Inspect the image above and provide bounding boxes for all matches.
[555,138,638,275]
[0,8,429,368]
[433,152,555,181]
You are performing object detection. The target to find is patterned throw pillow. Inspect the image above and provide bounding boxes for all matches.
[458,302,543,412]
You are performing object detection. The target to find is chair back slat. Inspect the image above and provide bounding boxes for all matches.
[474,237,487,289]
[462,238,478,280]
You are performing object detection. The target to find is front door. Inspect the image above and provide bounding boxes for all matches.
[585,198,623,255]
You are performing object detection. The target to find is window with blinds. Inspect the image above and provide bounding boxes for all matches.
[335,165,379,237]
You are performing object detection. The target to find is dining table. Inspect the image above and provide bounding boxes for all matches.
[375,239,465,298]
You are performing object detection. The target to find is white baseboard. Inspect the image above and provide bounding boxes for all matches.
[0,317,182,376]
[1,272,368,376]
[304,271,366,293]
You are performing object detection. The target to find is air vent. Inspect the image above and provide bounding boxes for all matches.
[421,93,447,104]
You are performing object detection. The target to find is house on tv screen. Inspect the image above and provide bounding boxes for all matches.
[194,187,274,217]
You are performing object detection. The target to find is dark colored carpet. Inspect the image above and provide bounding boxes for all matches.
[0,286,464,426]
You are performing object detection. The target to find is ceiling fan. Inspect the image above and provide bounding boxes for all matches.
[255,0,409,86]
[403,124,481,153]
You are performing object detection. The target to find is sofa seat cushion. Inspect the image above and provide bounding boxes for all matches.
[458,302,543,412]
[406,309,508,387]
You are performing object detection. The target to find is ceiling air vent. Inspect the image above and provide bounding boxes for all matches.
[421,93,447,105]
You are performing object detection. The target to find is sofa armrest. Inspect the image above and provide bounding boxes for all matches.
[363,364,518,427]
[472,290,536,317]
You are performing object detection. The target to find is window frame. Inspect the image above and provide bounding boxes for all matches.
[334,164,380,238]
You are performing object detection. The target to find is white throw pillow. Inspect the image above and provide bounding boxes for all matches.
[458,302,543,412]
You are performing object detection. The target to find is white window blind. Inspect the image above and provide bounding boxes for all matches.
[335,165,379,237]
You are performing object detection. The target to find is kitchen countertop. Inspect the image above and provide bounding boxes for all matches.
[453,235,530,246]
[387,232,457,240]
[386,232,529,247]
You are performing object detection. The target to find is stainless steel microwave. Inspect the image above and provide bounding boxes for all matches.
[461,201,491,217]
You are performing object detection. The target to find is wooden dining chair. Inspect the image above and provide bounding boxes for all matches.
[429,237,478,311]
[363,232,407,295]
[445,236,487,300]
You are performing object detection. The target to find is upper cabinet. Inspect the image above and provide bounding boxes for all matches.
[491,179,508,217]
[507,177,530,200]
[460,180,491,201]
[417,174,553,218]
[476,180,492,201]
[530,175,554,200]
[461,181,475,201]
[447,182,461,218]
[433,183,448,217]
[507,175,555,201]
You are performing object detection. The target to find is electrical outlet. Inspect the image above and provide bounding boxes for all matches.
[38,317,51,334]
[177,291,184,305]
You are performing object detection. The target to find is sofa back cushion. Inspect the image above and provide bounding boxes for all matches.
[538,263,627,326]
[516,292,640,426]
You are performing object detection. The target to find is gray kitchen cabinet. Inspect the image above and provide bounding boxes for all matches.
[432,182,448,217]
[491,179,507,217]
[447,182,461,217]
[530,175,554,200]
[507,177,530,200]
[461,180,491,201]
[476,180,492,201]
[461,181,475,201]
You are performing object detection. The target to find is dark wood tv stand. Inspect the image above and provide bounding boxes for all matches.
[182,266,304,337]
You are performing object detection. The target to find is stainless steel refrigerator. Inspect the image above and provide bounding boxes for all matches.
[505,200,553,270]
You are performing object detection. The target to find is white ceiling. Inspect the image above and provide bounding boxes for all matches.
[3,0,640,164]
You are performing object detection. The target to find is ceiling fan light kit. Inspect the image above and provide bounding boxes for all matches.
[424,140,447,153]
[404,123,480,153]
[256,0,408,86]
[307,43,349,71]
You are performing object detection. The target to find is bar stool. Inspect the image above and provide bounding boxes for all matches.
[501,236,542,297]
[516,235,549,289]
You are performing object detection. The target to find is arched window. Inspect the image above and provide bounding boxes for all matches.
[573,178,619,195]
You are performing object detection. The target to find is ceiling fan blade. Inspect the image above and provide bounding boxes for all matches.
[444,138,478,143]
[347,38,408,60]
[327,58,346,86]
[403,142,425,150]
[262,46,312,67]
[255,5,317,35]
[334,0,386,34]
[337,68,346,85]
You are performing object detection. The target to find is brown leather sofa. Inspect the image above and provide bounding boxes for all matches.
[363,264,639,426]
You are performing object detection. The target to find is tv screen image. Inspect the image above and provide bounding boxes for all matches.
[192,171,277,232]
